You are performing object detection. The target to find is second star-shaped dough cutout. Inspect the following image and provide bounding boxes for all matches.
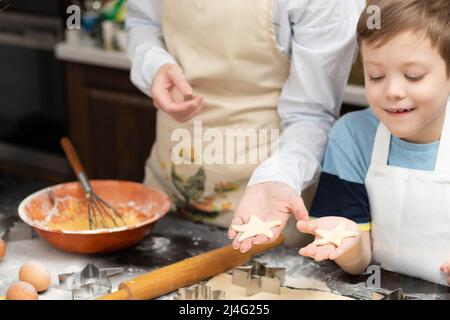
[232,214,282,242]
[313,221,358,247]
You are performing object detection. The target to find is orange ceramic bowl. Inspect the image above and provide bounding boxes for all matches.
[18,180,170,254]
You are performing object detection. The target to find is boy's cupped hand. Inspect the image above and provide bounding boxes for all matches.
[297,216,361,262]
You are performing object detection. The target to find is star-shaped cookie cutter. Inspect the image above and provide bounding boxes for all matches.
[58,264,123,300]
[232,260,285,296]
[372,288,428,300]
[174,284,225,300]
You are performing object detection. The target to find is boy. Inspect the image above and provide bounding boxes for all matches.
[298,0,450,286]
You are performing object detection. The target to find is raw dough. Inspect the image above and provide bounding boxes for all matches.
[285,276,330,292]
[206,273,352,300]
[231,215,281,242]
[313,221,358,247]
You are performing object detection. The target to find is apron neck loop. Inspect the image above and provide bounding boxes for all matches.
[371,98,450,171]
[370,123,391,166]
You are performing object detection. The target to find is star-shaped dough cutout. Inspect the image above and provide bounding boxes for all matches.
[313,221,358,247]
[232,214,282,242]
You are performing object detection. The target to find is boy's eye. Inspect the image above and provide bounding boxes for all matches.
[405,74,425,82]
[369,75,385,82]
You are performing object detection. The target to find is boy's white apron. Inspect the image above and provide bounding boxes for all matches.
[143,0,291,227]
[365,100,450,286]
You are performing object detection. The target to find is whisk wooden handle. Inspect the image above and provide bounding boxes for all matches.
[60,137,86,176]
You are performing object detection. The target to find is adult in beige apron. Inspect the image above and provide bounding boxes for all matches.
[365,100,450,286]
[144,0,291,227]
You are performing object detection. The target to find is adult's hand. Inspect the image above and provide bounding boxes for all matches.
[151,63,204,122]
[228,182,308,253]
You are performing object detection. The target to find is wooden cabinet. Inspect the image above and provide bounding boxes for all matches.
[65,62,156,182]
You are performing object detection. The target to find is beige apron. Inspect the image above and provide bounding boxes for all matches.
[144,0,291,227]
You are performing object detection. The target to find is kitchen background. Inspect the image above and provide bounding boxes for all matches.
[0,0,366,187]
[3,1,447,302]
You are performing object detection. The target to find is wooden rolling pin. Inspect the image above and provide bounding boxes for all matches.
[98,236,284,300]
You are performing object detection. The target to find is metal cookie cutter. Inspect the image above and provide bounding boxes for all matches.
[0,215,16,240]
[372,288,427,300]
[58,264,123,300]
[174,284,225,300]
[232,260,285,296]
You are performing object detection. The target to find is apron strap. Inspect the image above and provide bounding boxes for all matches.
[434,99,450,173]
[370,123,391,167]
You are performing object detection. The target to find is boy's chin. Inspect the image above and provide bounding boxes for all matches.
[384,125,418,141]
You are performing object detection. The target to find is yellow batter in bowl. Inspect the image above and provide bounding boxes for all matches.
[45,197,149,231]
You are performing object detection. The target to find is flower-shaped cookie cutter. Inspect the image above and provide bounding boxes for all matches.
[232,260,285,296]
[174,284,225,300]
[58,264,123,300]
[372,288,431,300]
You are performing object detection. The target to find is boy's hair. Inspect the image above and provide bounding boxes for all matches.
[357,0,450,76]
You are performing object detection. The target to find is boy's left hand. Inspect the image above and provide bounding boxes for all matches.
[297,216,361,262]
[440,260,450,285]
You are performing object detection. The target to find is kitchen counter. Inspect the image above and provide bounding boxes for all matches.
[55,42,368,107]
[55,42,131,70]
[0,170,448,300]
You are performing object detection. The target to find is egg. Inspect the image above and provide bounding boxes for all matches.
[6,281,39,300]
[0,239,5,261]
[19,261,51,292]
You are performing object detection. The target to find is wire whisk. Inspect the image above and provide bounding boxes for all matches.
[60,137,126,229]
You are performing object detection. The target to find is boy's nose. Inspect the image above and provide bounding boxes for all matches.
[386,78,407,101]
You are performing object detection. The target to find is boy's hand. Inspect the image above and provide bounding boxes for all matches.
[297,216,361,262]
[228,182,309,253]
[440,260,450,285]
[151,63,204,122]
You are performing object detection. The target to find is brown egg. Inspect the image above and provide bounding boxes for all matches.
[0,239,5,261]
[19,261,51,292]
[6,281,39,300]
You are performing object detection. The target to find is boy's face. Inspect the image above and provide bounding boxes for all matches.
[362,31,450,143]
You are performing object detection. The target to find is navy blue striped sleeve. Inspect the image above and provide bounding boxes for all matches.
[311,172,370,224]
[310,110,374,227]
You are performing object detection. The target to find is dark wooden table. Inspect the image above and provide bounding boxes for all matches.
[0,169,448,300]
